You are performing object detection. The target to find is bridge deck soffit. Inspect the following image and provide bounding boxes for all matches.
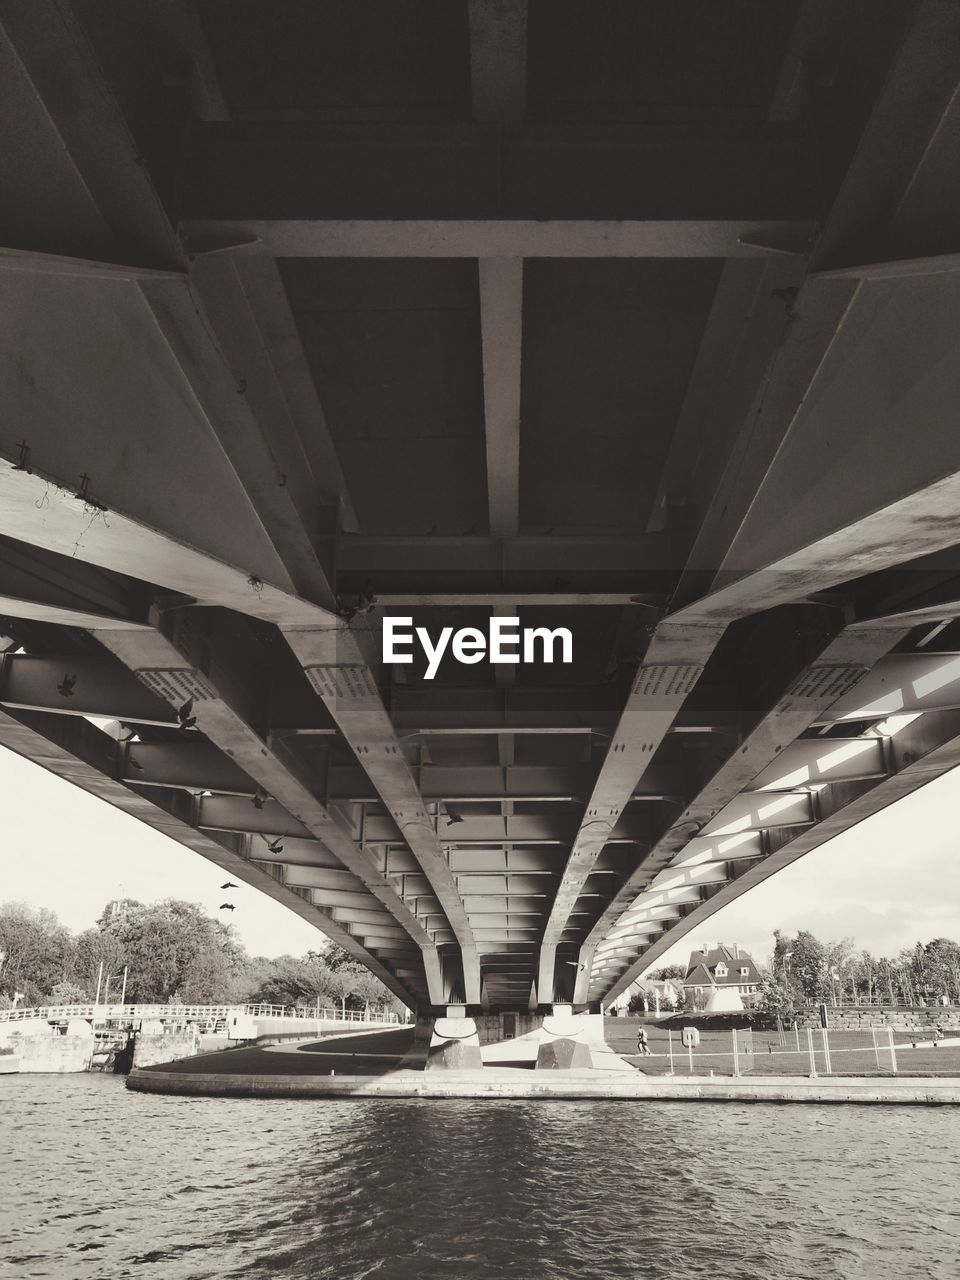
[1,1,960,1013]
[593,632,960,1002]
[0,701,421,1007]
[89,609,448,1003]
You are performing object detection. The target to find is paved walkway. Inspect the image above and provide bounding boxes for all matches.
[143,1027,416,1077]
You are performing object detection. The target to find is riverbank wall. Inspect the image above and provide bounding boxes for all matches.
[813,1008,960,1032]
[4,1035,94,1073]
[127,1067,960,1105]
[132,1027,201,1070]
[654,1007,960,1033]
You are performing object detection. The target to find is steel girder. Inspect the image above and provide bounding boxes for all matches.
[0,701,422,1006]
[598,701,960,1004]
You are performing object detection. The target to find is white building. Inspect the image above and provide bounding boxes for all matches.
[684,944,761,1010]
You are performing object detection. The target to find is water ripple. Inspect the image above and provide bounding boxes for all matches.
[1,1078,958,1279]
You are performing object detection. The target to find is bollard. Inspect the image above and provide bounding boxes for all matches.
[668,1029,674,1075]
[887,1026,898,1074]
[820,1027,832,1074]
[871,1027,881,1071]
[732,1029,740,1077]
[806,1027,817,1077]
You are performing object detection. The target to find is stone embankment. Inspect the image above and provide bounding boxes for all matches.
[799,1008,960,1031]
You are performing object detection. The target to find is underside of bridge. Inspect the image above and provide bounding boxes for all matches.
[2,2,960,1014]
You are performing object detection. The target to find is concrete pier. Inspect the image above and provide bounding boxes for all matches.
[424,1014,484,1071]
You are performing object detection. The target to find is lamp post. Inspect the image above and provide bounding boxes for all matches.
[783,950,794,998]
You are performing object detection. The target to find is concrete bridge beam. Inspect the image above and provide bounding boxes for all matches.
[281,624,482,1005]
[537,620,724,1004]
[600,702,960,1004]
[89,608,447,1004]
[0,701,419,1007]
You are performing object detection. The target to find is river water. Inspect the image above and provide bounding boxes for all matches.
[1,1075,958,1279]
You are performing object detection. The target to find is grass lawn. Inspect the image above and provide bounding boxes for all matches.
[604,1016,960,1077]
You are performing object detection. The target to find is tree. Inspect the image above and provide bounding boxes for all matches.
[0,903,75,1006]
[915,938,960,1004]
[647,965,685,981]
[320,943,366,974]
[48,980,88,1005]
[73,925,126,997]
[178,922,249,1003]
[758,969,797,1022]
[826,937,856,1003]
[244,954,337,1007]
[96,898,142,929]
[352,970,392,1017]
[773,929,830,1005]
[100,899,247,1002]
[874,956,898,1005]
[242,947,401,1015]
[894,949,919,1005]
[303,943,397,1013]
[325,966,359,1015]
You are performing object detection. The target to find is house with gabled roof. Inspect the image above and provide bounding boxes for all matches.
[684,944,761,1010]
[612,975,685,1015]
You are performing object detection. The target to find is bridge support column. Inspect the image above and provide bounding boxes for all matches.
[534,1005,593,1070]
[422,1006,484,1071]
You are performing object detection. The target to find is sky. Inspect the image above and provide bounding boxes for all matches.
[0,746,323,958]
[1,740,958,969]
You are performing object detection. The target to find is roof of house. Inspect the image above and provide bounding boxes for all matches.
[633,977,684,995]
[684,945,760,988]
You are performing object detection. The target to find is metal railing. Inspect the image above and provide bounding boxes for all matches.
[0,1002,402,1025]
[623,1024,960,1077]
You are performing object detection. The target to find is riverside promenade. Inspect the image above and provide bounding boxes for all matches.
[127,1026,960,1105]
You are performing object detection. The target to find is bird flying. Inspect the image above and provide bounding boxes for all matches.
[176,697,197,731]
[220,882,238,889]
[219,903,236,911]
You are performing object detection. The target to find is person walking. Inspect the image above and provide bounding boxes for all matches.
[636,1027,650,1056]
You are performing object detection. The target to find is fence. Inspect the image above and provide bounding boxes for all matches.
[0,1003,403,1026]
[609,1021,960,1077]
